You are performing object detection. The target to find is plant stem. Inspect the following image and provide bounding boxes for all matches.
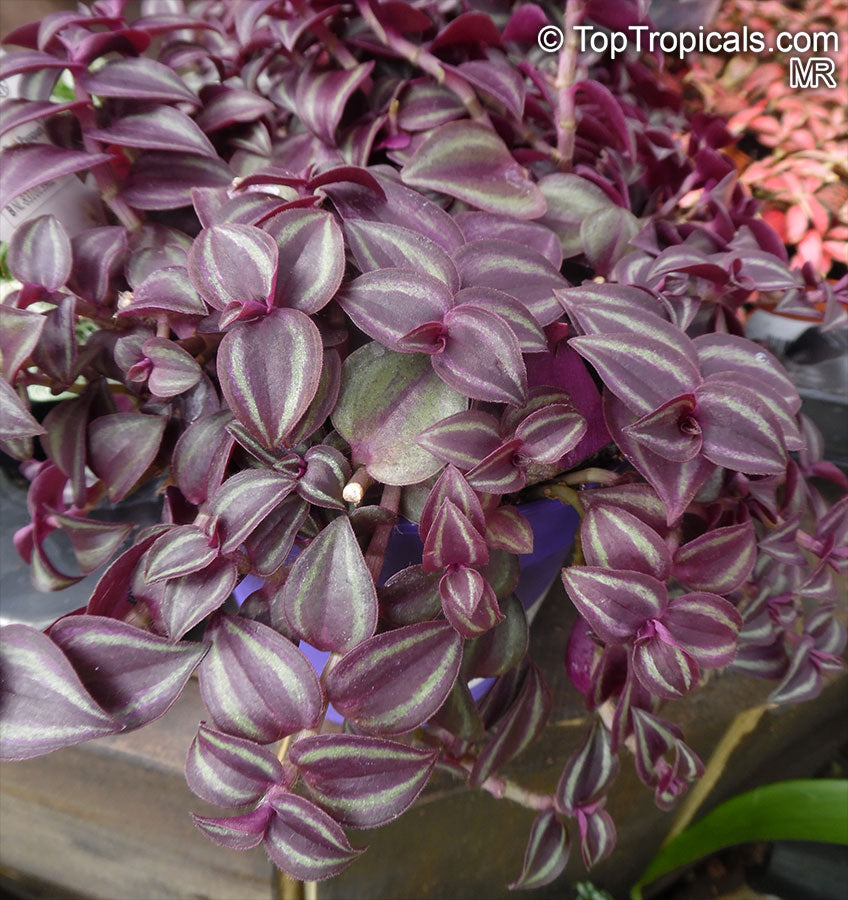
[364,483,402,581]
[561,467,621,486]
[436,759,555,811]
[555,0,585,168]
[343,465,373,505]
[542,482,584,517]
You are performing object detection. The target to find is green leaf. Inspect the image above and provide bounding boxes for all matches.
[631,780,848,899]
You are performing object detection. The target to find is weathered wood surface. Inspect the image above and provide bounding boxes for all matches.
[1,578,845,900]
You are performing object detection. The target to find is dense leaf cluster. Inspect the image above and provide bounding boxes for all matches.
[0,0,845,890]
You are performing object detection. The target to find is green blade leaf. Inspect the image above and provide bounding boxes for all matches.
[632,780,848,899]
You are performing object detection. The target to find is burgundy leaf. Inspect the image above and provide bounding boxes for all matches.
[51,514,131,576]
[623,393,702,462]
[466,440,526,494]
[144,525,218,584]
[88,105,216,158]
[79,57,198,105]
[673,523,756,594]
[509,810,569,890]
[415,410,502,471]
[0,624,118,759]
[295,62,373,144]
[402,121,545,219]
[192,806,272,851]
[265,209,344,313]
[515,405,587,464]
[88,413,166,502]
[580,506,672,580]
[195,85,274,132]
[453,287,547,354]
[69,226,127,305]
[435,304,528,406]
[453,240,565,326]
[199,613,323,742]
[470,662,551,786]
[208,469,296,554]
[324,621,462,735]
[456,55,526,120]
[160,558,238,641]
[289,733,438,829]
[464,593,528,677]
[378,565,442,626]
[631,631,700,700]
[265,792,364,881]
[561,567,666,644]
[0,379,44,441]
[396,81,466,132]
[485,506,534,555]
[576,807,616,869]
[419,465,486,542]
[48,615,207,730]
[283,517,378,654]
[287,349,342,447]
[121,152,232,209]
[172,410,234,505]
[7,214,70,290]
[555,723,618,814]
[422,500,489,571]
[662,593,742,669]
[297,445,350,510]
[31,293,77,387]
[0,307,44,383]
[439,566,503,638]
[217,309,322,450]
[186,723,287,808]
[332,342,467,486]
[539,173,616,257]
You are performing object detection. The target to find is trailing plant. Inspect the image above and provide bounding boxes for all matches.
[0,0,846,891]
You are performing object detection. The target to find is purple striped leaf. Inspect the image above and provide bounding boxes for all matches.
[339,269,452,350]
[378,566,442,627]
[199,613,323,742]
[578,485,669,536]
[186,723,287,808]
[31,293,77,387]
[419,465,486,543]
[188,224,278,313]
[435,304,528,406]
[570,332,700,417]
[768,637,821,704]
[122,266,207,317]
[624,394,702,462]
[0,101,90,141]
[509,810,569,890]
[297,445,350,510]
[325,174,464,254]
[561,567,666,644]
[295,62,373,144]
[243,495,308,577]
[332,342,467,486]
[0,49,83,80]
[439,566,503,638]
[662,593,742,669]
[160,558,238,641]
[0,624,118,760]
[121,152,232,209]
[172,410,234,505]
[0,379,44,441]
[415,410,502,471]
[452,287,547,353]
[422,500,489,571]
[396,81,466,132]
[345,220,460,292]
[217,310,322,450]
[287,350,342,447]
[51,514,131,576]
[673,523,756,594]
[456,55,526,120]
[69,226,127,305]
[632,630,700,700]
[576,807,616,869]
[7,214,70,290]
[402,121,545,219]
[208,469,296,554]
[465,593,528,677]
[85,534,159,620]
[88,106,216,158]
[515,405,587,465]
[48,615,207,730]
[470,662,551,786]
[289,734,438,829]
[580,206,640,274]
[429,676,485,741]
[193,806,272,851]
[283,517,378,654]
[141,337,202,398]
[265,792,364,881]
[453,240,565,326]
[144,525,218,584]
[79,57,198,105]
[696,380,787,475]
[466,440,526,494]
[455,212,561,269]
[0,307,44,383]
[539,173,616,258]
[556,283,666,332]
[580,506,671,580]
[324,621,462,735]
[555,723,618,814]
[88,413,166,502]
[265,209,344,314]
[604,392,715,525]
[485,506,534,555]
[195,85,274,132]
